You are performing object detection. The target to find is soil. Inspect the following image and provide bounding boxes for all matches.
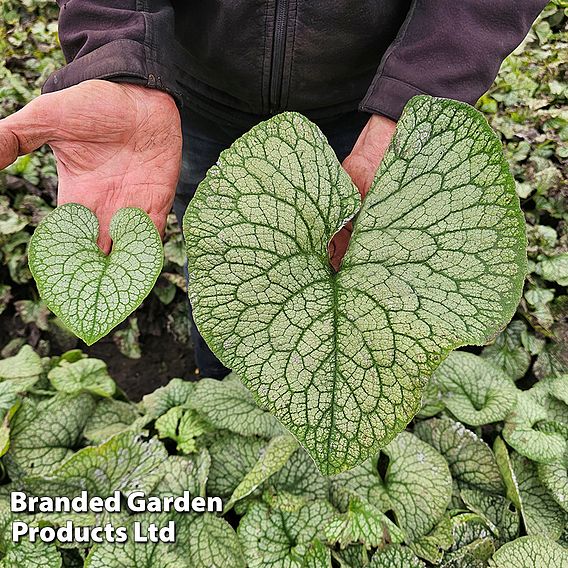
[0,307,197,402]
[84,333,197,401]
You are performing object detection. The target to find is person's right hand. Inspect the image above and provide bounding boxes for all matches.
[0,79,182,253]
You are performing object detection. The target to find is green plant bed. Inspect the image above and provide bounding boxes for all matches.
[0,345,566,567]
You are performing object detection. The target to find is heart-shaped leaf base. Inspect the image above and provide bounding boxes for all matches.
[29,204,163,345]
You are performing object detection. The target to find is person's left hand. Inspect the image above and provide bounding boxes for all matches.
[329,114,396,271]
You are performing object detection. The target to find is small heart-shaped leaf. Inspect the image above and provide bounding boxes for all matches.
[184,96,527,474]
[29,204,163,345]
[430,352,519,426]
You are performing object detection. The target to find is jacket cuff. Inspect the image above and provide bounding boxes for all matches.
[42,39,183,106]
[359,76,426,121]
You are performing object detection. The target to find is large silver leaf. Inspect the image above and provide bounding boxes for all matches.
[184,96,526,474]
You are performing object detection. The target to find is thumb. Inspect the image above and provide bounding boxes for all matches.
[0,94,58,170]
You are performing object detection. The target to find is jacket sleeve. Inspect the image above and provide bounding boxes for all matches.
[360,0,549,120]
[42,0,181,101]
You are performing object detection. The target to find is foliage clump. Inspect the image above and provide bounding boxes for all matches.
[0,346,565,566]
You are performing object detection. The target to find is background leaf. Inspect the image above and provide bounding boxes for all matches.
[414,417,503,493]
[488,535,568,567]
[48,359,116,398]
[429,352,518,426]
[238,501,335,568]
[4,393,96,478]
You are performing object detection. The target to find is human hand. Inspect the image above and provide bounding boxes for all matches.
[329,114,397,271]
[0,79,182,253]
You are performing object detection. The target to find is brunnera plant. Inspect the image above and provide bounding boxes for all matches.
[29,95,527,475]
[0,346,566,567]
[183,96,527,474]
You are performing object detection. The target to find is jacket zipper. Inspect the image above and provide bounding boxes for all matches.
[269,0,289,113]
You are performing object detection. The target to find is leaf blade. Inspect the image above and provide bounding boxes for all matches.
[29,204,163,345]
[185,97,527,473]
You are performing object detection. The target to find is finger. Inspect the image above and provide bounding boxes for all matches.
[92,209,167,255]
[0,128,20,171]
[148,210,169,240]
[98,210,167,255]
[329,225,351,272]
[97,219,113,255]
[342,155,375,198]
[0,95,58,170]
[335,222,354,267]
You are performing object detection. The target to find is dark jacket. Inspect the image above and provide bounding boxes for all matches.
[43,1,547,128]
